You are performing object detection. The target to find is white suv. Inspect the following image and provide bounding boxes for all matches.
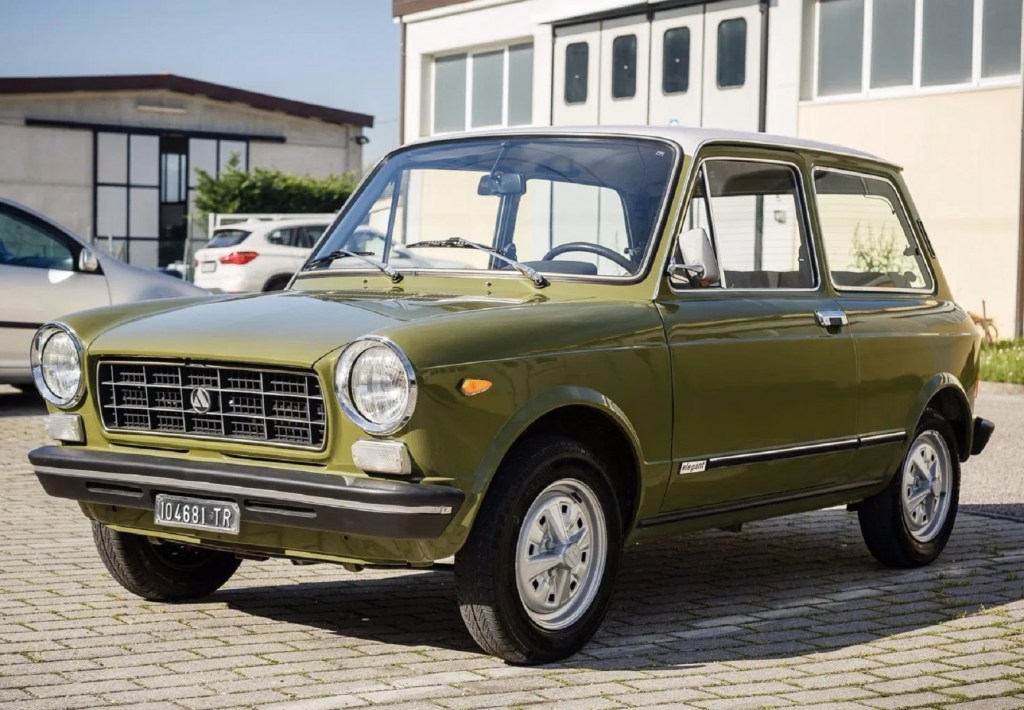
[193,219,330,292]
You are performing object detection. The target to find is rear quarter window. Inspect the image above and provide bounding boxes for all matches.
[813,169,933,292]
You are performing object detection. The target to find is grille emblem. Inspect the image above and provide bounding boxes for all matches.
[190,387,212,414]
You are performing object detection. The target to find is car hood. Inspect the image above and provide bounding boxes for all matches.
[87,289,539,366]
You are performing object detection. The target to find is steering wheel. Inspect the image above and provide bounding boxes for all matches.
[542,242,635,272]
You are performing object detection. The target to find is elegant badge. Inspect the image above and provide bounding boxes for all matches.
[679,460,708,475]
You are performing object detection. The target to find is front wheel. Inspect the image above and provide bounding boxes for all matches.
[455,436,623,664]
[858,411,960,568]
[92,522,241,601]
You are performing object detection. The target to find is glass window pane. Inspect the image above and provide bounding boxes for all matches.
[612,34,638,98]
[814,169,933,290]
[129,135,159,186]
[219,140,247,173]
[871,0,914,88]
[922,0,974,86]
[705,161,813,289]
[983,0,1023,77]
[97,132,127,184]
[188,139,216,188]
[433,54,467,133]
[97,186,127,238]
[818,0,864,95]
[129,238,159,269]
[717,19,747,88]
[663,27,691,94]
[565,42,589,104]
[471,49,504,128]
[508,43,534,125]
[129,187,159,238]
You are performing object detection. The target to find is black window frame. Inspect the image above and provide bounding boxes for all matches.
[611,34,638,99]
[564,42,590,104]
[662,27,691,94]
[716,18,747,89]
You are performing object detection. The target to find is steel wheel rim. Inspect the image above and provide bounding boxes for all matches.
[514,478,607,631]
[900,430,953,543]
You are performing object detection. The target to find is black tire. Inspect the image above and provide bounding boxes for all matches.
[858,410,960,568]
[92,522,241,601]
[263,275,291,291]
[454,435,623,665]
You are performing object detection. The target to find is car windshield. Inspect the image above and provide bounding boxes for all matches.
[206,229,250,249]
[305,137,677,279]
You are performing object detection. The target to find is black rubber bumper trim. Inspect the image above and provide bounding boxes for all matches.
[28,446,464,540]
[972,417,995,456]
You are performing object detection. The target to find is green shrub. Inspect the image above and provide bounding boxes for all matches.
[980,339,1024,384]
[193,154,357,218]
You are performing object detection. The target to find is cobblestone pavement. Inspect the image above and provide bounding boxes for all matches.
[2,386,1023,709]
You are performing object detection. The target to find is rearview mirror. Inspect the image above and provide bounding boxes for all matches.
[78,249,100,273]
[477,172,525,196]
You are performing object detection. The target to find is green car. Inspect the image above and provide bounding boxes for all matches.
[28,127,994,664]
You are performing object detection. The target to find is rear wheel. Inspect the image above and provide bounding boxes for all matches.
[92,522,241,601]
[454,436,622,664]
[858,411,960,568]
[263,275,291,291]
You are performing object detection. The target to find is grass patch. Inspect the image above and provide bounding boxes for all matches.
[981,340,1024,384]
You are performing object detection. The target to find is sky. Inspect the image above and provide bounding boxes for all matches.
[0,0,401,167]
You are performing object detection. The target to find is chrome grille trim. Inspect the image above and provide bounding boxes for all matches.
[97,360,327,451]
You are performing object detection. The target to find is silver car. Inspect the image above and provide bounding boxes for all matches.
[0,198,207,386]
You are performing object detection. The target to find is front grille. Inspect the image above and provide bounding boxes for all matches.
[98,360,327,450]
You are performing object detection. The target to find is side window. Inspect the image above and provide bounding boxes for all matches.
[565,42,589,104]
[0,208,74,271]
[663,28,691,94]
[814,169,933,291]
[611,35,637,99]
[717,18,747,88]
[703,159,814,289]
[298,225,327,249]
[266,228,291,246]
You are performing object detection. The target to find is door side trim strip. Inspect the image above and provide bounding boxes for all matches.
[699,429,906,471]
[638,479,881,528]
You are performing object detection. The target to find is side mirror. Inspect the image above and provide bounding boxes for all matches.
[78,248,100,273]
[669,227,720,286]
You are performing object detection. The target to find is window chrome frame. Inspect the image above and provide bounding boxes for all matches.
[664,154,823,296]
[809,164,938,296]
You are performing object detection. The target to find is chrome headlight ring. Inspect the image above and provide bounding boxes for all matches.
[335,336,417,435]
[31,322,85,409]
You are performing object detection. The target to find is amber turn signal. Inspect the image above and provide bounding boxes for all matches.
[458,378,492,396]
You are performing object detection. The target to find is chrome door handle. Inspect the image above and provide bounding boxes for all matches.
[815,309,849,328]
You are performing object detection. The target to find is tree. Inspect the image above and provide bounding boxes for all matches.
[193,154,357,218]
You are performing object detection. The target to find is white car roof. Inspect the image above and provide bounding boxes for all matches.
[215,218,333,233]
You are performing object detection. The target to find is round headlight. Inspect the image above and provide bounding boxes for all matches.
[335,338,417,435]
[31,323,84,408]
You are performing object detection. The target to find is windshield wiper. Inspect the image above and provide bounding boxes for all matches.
[304,249,403,283]
[406,238,548,288]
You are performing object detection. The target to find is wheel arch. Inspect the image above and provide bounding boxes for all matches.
[263,273,293,291]
[470,387,646,533]
[907,374,973,462]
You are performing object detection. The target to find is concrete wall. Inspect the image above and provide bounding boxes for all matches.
[0,123,93,236]
[798,86,1022,335]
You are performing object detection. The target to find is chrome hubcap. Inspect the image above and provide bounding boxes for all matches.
[515,479,607,630]
[900,430,953,543]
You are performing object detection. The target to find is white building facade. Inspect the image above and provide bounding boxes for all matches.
[0,74,372,269]
[394,0,1024,337]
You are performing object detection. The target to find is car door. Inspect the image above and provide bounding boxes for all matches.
[655,151,862,517]
[0,203,110,380]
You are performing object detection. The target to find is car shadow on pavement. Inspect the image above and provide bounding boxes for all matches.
[218,509,1024,669]
[0,386,46,417]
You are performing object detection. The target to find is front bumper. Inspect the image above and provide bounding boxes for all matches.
[29,446,464,540]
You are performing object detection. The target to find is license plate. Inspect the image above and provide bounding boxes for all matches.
[154,494,240,534]
[201,261,217,273]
